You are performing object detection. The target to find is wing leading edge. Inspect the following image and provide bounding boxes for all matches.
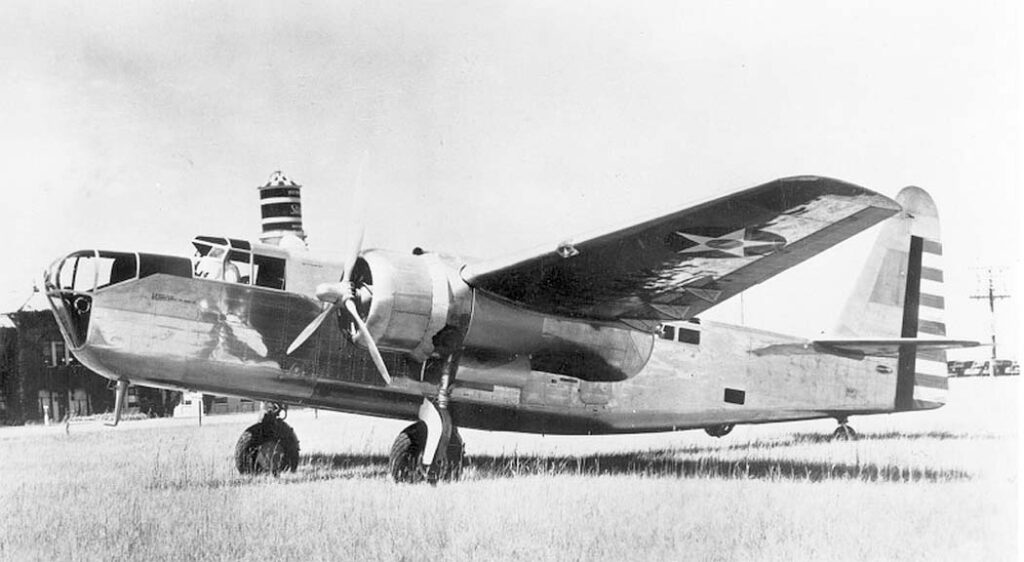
[462,176,901,327]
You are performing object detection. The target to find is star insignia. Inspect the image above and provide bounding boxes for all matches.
[674,228,783,257]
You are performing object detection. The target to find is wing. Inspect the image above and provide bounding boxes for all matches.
[462,176,901,327]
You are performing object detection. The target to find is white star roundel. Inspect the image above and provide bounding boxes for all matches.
[674,228,785,257]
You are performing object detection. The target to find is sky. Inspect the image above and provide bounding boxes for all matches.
[1,1,1019,360]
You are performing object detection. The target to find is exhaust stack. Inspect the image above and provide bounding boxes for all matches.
[258,171,307,247]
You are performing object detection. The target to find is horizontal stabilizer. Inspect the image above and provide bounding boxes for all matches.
[813,338,979,358]
[752,338,979,358]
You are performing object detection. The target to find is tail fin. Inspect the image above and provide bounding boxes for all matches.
[834,186,948,409]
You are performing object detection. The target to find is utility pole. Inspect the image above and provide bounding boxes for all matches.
[970,267,1010,376]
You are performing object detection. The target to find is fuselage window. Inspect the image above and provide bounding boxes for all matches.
[677,325,701,345]
[660,325,676,340]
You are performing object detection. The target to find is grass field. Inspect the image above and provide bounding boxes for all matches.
[0,377,1017,561]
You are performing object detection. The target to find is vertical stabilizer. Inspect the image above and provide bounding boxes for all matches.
[834,186,948,409]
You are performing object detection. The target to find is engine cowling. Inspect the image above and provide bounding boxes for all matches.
[350,250,461,362]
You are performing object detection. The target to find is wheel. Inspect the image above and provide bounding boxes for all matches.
[389,422,426,484]
[234,415,300,475]
[831,425,857,441]
[389,423,465,483]
[705,424,735,438]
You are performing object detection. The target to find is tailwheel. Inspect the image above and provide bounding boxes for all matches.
[831,418,858,441]
[389,422,465,484]
[235,406,300,476]
[705,424,735,438]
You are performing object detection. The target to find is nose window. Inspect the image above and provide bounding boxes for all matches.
[58,253,97,292]
[56,251,139,293]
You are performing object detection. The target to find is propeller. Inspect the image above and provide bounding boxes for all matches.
[285,156,392,385]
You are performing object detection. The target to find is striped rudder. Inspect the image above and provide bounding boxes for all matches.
[911,234,948,407]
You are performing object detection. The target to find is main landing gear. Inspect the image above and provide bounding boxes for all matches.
[235,403,300,476]
[389,345,466,484]
[831,416,858,441]
[389,420,465,484]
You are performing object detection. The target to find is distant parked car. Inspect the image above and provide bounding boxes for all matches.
[960,360,1018,376]
[963,361,987,376]
[947,360,971,377]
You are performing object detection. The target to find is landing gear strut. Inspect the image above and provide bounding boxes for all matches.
[235,403,300,476]
[831,416,857,441]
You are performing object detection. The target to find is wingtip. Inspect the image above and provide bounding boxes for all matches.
[777,175,902,213]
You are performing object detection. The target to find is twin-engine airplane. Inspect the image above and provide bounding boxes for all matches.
[43,175,976,483]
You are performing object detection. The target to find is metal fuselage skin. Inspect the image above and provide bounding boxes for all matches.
[46,248,902,435]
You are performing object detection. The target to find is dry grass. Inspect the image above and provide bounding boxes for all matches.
[0,378,1017,561]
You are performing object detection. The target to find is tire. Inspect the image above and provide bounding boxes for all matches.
[235,428,258,474]
[389,422,426,484]
[234,416,300,476]
[832,425,857,441]
[705,424,735,438]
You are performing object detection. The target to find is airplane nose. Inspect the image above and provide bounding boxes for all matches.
[43,251,95,348]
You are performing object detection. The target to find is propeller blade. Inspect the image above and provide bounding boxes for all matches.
[286,304,335,355]
[344,299,392,385]
[341,226,364,284]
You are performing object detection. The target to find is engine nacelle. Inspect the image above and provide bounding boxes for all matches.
[353,250,460,362]
[351,250,654,382]
[462,291,655,382]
